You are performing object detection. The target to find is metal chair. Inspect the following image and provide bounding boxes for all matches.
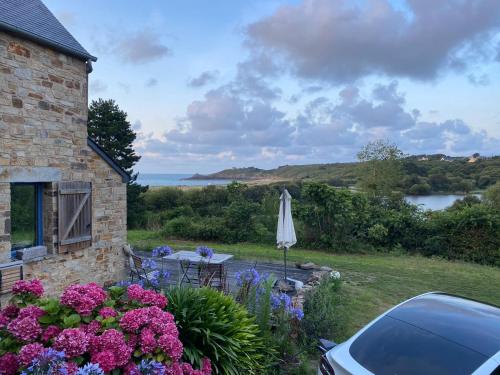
[198,263,227,291]
[129,254,159,291]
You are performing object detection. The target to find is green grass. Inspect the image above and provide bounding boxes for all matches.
[129,229,500,340]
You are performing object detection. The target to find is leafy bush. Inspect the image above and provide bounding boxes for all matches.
[137,180,499,265]
[423,204,500,265]
[301,273,346,348]
[408,183,431,195]
[0,280,211,374]
[164,287,265,375]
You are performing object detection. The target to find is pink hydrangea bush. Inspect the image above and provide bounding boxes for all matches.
[60,282,107,316]
[0,279,212,375]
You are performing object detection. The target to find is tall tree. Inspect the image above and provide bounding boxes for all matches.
[357,140,405,197]
[88,99,140,173]
[88,99,147,228]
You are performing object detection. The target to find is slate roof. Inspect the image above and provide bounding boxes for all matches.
[0,0,96,61]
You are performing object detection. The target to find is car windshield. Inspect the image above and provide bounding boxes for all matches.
[349,316,488,375]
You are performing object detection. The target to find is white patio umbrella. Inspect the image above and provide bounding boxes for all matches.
[277,188,297,282]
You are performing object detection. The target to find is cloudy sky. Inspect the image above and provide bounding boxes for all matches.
[45,0,500,173]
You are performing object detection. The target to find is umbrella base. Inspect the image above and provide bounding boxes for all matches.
[276,277,303,292]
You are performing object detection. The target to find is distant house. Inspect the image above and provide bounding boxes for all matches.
[440,156,453,162]
[468,153,480,163]
[418,156,429,161]
[0,0,129,299]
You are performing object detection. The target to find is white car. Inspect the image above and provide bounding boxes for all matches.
[318,292,500,375]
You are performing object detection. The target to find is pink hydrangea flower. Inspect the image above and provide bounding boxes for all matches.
[141,289,168,309]
[91,350,116,373]
[98,307,117,319]
[123,362,140,375]
[81,320,101,335]
[119,308,149,332]
[158,334,183,361]
[2,305,19,319]
[65,362,79,375]
[127,284,168,308]
[139,328,157,354]
[0,313,9,328]
[41,325,61,343]
[202,358,212,374]
[7,316,42,342]
[0,353,19,375]
[89,329,132,368]
[53,328,89,358]
[12,279,44,297]
[18,305,45,319]
[60,283,107,316]
[18,343,44,366]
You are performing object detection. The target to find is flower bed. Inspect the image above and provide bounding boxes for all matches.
[0,280,212,374]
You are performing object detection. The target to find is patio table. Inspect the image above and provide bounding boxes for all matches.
[163,250,233,287]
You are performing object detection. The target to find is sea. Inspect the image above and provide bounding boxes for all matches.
[136,173,231,187]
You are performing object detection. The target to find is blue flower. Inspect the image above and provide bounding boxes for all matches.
[270,294,281,310]
[76,363,105,375]
[270,292,292,311]
[291,307,304,320]
[196,246,214,258]
[142,258,158,270]
[279,292,292,309]
[152,245,173,257]
[138,359,166,375]
[21,349,68,375]
[236,268,261,286]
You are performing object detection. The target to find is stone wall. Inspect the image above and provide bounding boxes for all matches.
[0,30,128,300]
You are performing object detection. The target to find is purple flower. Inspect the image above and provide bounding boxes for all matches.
[290,307,304,321]
[142,259,157,270]
[152,246,173,257]
[236,268,261,287]
[196,246,214,258]
[270,292,292,311]
[138,359,166,375]
[76,363,105,375]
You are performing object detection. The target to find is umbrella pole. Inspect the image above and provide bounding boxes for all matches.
[284,246,288,282]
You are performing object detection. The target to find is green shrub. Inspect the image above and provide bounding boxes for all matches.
[164,287,266,375]
[408,183,431,195]
[423,204,500,265]
[301,274,346,348]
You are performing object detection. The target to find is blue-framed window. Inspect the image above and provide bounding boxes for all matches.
[10,183,44,253]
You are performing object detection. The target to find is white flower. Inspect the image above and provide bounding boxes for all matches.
[330,271,341,279]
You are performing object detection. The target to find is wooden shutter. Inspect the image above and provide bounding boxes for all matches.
[58,181,92,247]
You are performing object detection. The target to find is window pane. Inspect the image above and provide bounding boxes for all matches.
[349,316,487,375]
[11,184,36,249]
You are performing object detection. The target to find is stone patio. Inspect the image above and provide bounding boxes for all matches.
[135,251,314,293]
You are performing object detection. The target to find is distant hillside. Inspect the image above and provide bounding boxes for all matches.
[185,154,500,194]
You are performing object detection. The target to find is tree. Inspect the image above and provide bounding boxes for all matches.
[357,140,405,197]
[88,99,140,173]
[484,182,500,211]
[88,99,148,228]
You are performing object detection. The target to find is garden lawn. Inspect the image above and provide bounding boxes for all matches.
[129,229,500,341]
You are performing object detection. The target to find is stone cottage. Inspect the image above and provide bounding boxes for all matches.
[0,0,129,300]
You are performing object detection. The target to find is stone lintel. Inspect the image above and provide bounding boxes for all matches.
[0,167,61,183]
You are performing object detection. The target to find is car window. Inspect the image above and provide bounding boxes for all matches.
[349,316,488,375]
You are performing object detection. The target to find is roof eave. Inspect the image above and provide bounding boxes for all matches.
[0,21,97,62]
[87,137,131,183]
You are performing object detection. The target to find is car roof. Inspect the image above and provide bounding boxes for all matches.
[387,293,500,357]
